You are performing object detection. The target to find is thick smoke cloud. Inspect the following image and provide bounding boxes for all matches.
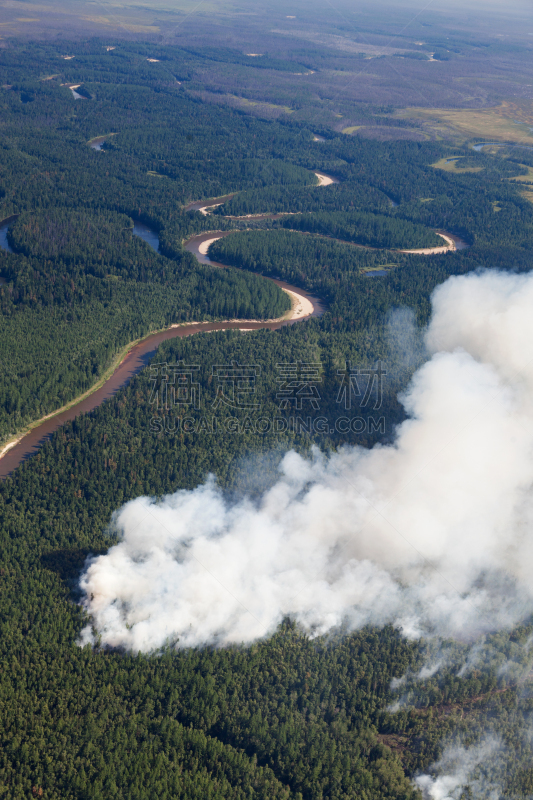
[79,270,533,652]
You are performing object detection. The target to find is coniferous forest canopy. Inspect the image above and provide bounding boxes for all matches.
[1,15,533,799]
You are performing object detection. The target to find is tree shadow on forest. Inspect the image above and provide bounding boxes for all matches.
[40,547,104,585]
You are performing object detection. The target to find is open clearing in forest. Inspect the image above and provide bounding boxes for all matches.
[314,172,336,186]
[510,164,533,184]
[396,101,533,144]
[431,156,483,173]
[228,95,294,114]
[0,0,223,38]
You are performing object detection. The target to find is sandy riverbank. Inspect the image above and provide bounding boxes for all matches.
[283,289,314,319]
[198,202,223,216]
[198,236,223,254]
[401,233,456,255]
[315,172,335,186]
[0,437,23,459]
[197,237,313,320]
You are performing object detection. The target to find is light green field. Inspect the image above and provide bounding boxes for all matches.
[510,164,533,184]
[0,0,232,37]
[229,95,294,114]
[397,101,533,145]
[431,156,483,174]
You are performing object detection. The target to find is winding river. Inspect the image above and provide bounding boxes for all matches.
[0,214,323,479]
[0,215,18,287]
[133,220,161,252]
[0,215,16,255]
[473,142,533,153]
[89,134,117,151]
[0,167,466,478]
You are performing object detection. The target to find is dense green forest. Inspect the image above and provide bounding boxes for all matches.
[212,181,392,216]
[2,322,533,799]
[1,39,532,442]
[208,228,533,328]
[277,210,442,249]
[2,37,533,800]
[0,210,290,440]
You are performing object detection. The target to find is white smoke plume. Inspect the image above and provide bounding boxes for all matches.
[415,737,504,800]
[79,269,533,652]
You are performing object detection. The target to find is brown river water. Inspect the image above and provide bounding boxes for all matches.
[0,172,464,478]
[0,226,323,479]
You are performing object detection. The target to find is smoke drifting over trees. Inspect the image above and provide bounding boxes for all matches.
[80,269,533,652]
